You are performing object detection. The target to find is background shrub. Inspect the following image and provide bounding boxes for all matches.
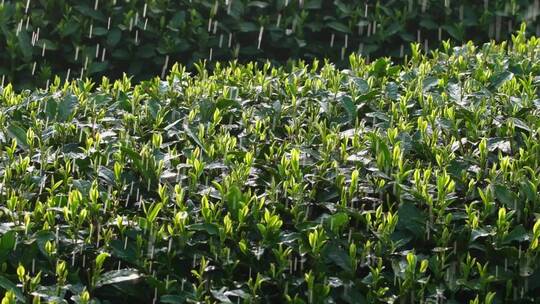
[0,0,539,89]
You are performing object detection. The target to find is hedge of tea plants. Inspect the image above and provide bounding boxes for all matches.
[0,26,539,303]
[1,0,539,89]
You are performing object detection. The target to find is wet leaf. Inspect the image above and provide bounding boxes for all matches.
[96,269,142,288]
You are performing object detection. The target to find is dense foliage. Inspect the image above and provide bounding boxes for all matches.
[0,0,539,89]
[0,26,539,303]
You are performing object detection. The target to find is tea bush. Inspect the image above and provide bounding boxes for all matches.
[0,0,539,89]
[0,26,539,303]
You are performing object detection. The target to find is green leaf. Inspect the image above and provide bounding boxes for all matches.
[509,117,531,132]
[422,77,438,92]
[373,58,388,76]
[327,21,350,33]
[189,223,219,235]
[238,22,257,32]
[351,77,369,94]
[327,212,349,231]
[98,166,116,185]
[168,11,186,30]
[0,276,24,301]
[183,123,207,153]
[161,295,187,303]
[17,31,32,59]
[106,28,122,47]
[92,27,108,36]
[494,184,517,208]
[110,239,138,264]
[339,95,356,122]
[341,287,367,303]
[211,287,234,303]
[136,44,156,59]
[447,83,462,103]
[385,82,399,100]
[95,252,110,269]
[34,231,55,257]
[520,181,537,202]
[35,39,59,51]
[60,19,80,37]
[490,71,514,90]
[7,123,28,149]
[304,0,323,9]
[225,185,244,212]
[95,269,142,288]
[487,138,511,153]
[88,62,109,74]
[365,111,389,122]
[216,98,241,110]
[0,231,16,252]
[73,4,105,21]
[227,86,239,100]
[147,202,163,223]
[503,225,529,244]
[247,1,269,8]
[325,245,351,272]
[396,202,426,239]
[57,94,78,122]
[419,18,438,30]
[442,24,463,40]
[470,228,490,242]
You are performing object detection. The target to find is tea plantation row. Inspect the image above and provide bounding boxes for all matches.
[0,27,540,303]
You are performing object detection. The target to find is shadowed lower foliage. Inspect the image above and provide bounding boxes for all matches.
[0,0,539,89]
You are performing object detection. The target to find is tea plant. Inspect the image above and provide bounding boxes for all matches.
[0,25,540,303]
